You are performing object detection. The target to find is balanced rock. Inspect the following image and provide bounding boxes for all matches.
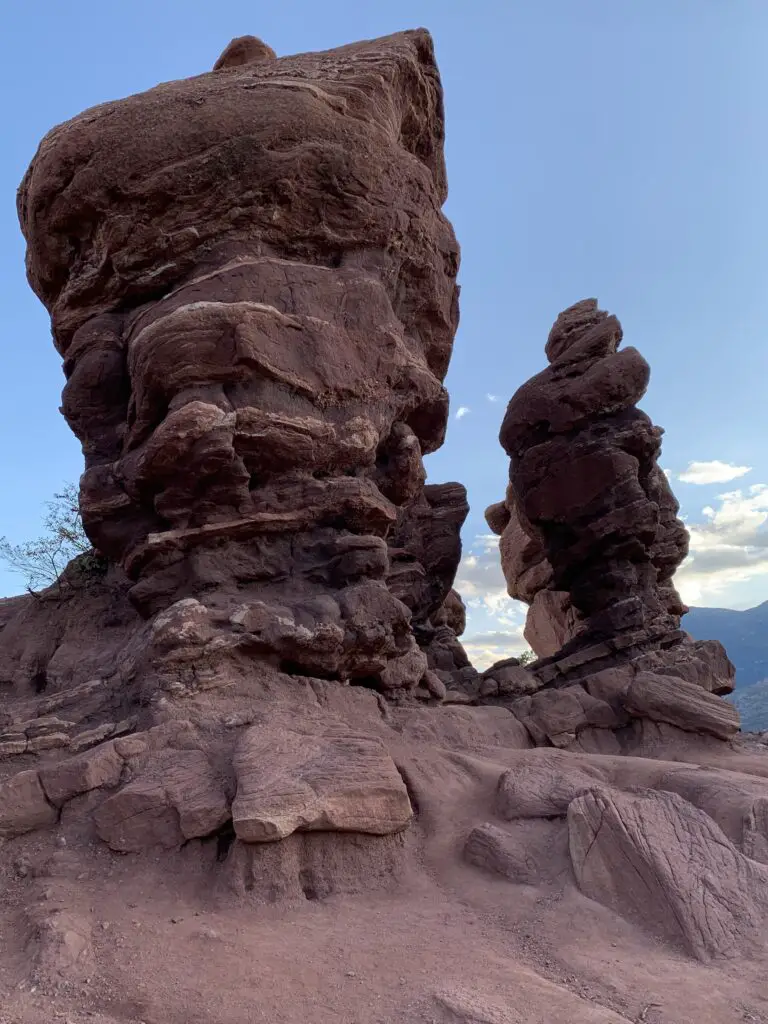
[482,299,737,747]
[494,299,688,646]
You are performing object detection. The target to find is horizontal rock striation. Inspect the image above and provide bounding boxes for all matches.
[491,298,688,648]
[18,30,462,695]
[483,299,737,745]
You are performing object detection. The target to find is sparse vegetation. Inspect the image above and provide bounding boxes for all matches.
[518,649,535,666]
[0,483,107,595]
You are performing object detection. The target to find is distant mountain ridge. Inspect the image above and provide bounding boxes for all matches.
[683,600,768,732]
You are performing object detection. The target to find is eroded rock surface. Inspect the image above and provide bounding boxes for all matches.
[387,482,474,686]
[482,299,737,746]
[2,32,767,1024]
[488,299,688,647]
[569,787,768,962]
[18,29,461,696]
[232,724,412,841]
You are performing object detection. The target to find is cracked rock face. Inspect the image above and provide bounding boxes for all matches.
[18,30,460,693]
[568,787,768,962]
[387,481,473,682]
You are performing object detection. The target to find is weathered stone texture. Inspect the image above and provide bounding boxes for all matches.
[17,30,462,694]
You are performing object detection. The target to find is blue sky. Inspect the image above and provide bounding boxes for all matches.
[2,1,768,666]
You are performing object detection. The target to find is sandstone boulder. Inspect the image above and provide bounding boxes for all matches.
[38,740,124,806]
[464,820,569,886]
[479,661,539,699]
[93,749,229,851]
[495,752,607,819]
[511,685,622,747]
[568,787,768,961]
[232,725,412,842]
[624,671,740,739]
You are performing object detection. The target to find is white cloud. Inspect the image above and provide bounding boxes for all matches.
[674,483,768,604]
[455,534,528,631]
[463,628,528,670]
[455,406,470,420]
[486,393,499,403]
[677,460,752,485]
[456,481,768,656]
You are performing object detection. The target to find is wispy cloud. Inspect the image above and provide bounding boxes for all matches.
[463,628,528,670]
[486,393,499,403]
[677,460,752,485]
[455,534,528,633]
[455,406,470,420]
[675,483,768,604]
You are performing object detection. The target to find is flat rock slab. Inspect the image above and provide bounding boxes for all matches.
[232,725,412,842]
[568,787,768,962]
[624,671,740,739]
[434,978,629,1023]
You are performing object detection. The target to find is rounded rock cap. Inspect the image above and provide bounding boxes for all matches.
[545,298,622,364]
[213,36,277,71]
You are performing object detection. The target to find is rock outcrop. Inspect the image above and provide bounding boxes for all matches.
[2,30,768,1024]
[569,787,768,962]
[487,299,688,649]
[18,29,460,696]
[0,30,476,875]
[387,481,475,687]
[483,299,737,747]
[465,747,768,964]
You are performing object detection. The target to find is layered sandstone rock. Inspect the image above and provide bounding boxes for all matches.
[18,30,461,696]
[0,31,474,869]
[483,299,737,744]
[387,482,474,688]
[488,298,688,649]
[4,35,768,1024]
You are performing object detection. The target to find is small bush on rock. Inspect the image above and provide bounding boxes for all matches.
[0,483,107,595]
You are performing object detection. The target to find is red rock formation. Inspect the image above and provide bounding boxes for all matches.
[387,482,475,687]
[495,299,688,646]
[3,40,768,1022]
[18,31,461,694]
[483,299,737,747]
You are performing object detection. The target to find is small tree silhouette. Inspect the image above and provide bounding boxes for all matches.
[518,649,536,667]
[0,483,105,595]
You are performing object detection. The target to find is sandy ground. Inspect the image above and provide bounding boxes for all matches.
[1,741,767,1024]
